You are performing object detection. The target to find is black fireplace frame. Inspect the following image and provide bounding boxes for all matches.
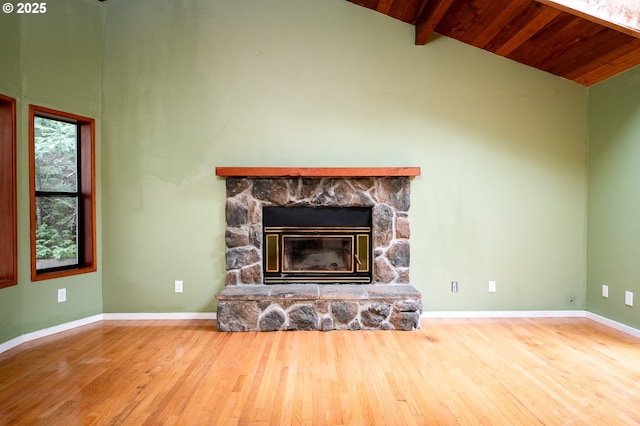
[262,206,373,284]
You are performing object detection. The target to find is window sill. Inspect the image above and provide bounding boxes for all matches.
[32,265,97,282]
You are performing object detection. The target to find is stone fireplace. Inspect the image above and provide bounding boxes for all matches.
[215,167,422,332]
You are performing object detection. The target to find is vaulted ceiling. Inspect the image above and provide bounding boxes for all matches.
[348,0,640,86]
[95,0,640,86]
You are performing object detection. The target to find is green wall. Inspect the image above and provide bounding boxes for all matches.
[1,0,598,348]
[0,0,103,344]
[588,66,640,329]
[100,0,588,313]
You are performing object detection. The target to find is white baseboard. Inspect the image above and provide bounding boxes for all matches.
[0,314,104,355]
[2,310,638,355]
[421,310,587,319]
[0,313,216,355]
[421,310,640,338]
[0,335,26,355]
[102,312,217,320]
[585,312,640,339]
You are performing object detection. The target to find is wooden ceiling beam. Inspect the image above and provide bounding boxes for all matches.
[414,0,456,45]
[351,0,640,85]
[534,0,640,39]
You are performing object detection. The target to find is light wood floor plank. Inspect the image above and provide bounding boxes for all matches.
[1,318,640,425]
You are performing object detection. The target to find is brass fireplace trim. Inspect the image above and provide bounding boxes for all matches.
[264,225,372,283]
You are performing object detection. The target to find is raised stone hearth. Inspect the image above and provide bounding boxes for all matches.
[217,284,421,331]
[215,167,422,332]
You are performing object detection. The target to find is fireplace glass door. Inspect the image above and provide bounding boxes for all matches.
[283,235,353,273]
[263,207,372,284]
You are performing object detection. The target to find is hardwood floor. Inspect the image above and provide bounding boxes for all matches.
[1,318,639,425]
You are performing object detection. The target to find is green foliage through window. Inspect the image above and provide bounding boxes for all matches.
[34,117,77,192]
[34,116,79,269]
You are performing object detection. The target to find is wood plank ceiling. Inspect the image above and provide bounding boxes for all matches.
[347,0,640,86]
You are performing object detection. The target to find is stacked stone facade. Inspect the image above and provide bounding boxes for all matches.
[224,176,412,285]
[216,175,422,332]
[216,284,421,332]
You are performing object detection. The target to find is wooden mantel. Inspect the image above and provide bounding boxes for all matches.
[215,167,421,177]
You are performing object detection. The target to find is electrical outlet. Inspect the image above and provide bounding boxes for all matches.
[625,291,633,307]
[175,280,183,293]
[57,288,66,303]
[451,281,458,292]
[602,284,609,298]
[489,280,496,293]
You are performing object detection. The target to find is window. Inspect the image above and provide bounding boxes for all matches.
[0,94,17,288]
[29,105,96,281]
